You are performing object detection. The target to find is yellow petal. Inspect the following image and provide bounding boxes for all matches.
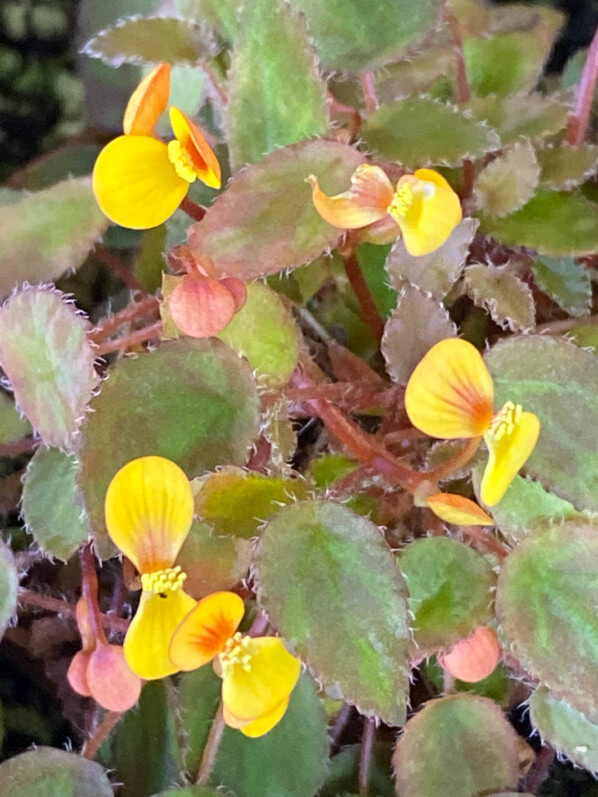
[388,169,462,256]
[306,164,393,229]
[405,338,495,439]
[105,456,194,574]
[238,698,290,738]
[123,63,171,136]
[92,135,189,229]
[124,588,196,680]
[481,407,540,506]
[169,107,221,189]
[169,591,245,671]
[221,637,300,725]
[428,493,495,526]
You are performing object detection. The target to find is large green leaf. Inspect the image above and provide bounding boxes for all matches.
[289,0,444,72]
[187,140,363,278]
[393,695,521,797]
[0,748,113,796]
[496,520,598,722]
[227,0,328,171]
[398,537,495,656]
[531,256,592,317]
[0,540,17,642]
[0,178,109,297]
[22,448,90,562]
[78,338,259,557]
[485,336,598,512]
[362,97,500,168]
[479,189,598,257]
[0,288,98,450]
[257,501,410,725]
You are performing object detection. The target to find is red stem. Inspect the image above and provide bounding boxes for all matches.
[0,436,36,458]
[79,544,108,646]
[81,711,123,760]
[89,295,160,343]
[180,196,207,222]
[360,72,379,114]
[94,245,141,292]
[342,252,385,343]
[18,589,129,633]
[446,11,475,201]
[95,321,163,356]
[566,23,598,145]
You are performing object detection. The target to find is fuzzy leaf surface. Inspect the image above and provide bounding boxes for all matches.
[468,94,569,145]
[463,264,535,331]
[0,393,31,444]
[531,256,592,317]
[538,144,598,190]
[474,141,539,217]
[174,0,239,41]
[177,520,251,599]
[0,748,113,796]
[0,540,17,642]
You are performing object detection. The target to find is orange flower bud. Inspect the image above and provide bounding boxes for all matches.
[67,650,92,697]
[86,643,142,713]
[169,275,236,338]
[438,626,501,683]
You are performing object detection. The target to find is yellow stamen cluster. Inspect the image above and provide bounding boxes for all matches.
[167,140,197,183]
[219,631,253,676]
[141,565,187,595]
[387,182,414,220]
[487,400,523,441]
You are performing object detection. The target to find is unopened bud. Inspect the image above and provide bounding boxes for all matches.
[75,597,95,652]
[438,626,501,683]
[169,275,236,338]
[67,649,92,697]
[167,245,216,278]
[219,277,247,313]
[86,643,142,712]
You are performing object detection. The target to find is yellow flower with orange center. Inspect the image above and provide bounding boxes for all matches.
[93,63,221,230]
[104,455,197,680]
[307,164,462,256]
[170,592,301,738]
[405,338,540,506]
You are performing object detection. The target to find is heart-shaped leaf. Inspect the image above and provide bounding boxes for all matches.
[0,748,113,796]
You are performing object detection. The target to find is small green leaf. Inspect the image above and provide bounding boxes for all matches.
[218,282,300,387]
[479,189,598,257]
[393,695,521,797]
[227,0,328,171]
[0,178,110,297]
[474,141,540,217]
[486,336,598,512]
[0,393,31,445]
[177,521,252,599]
[468,93,569,145]
[22,448,90,562]
[9,143,100,190]
[376,46,455,105]
[538,144,598,190]
[530,686,598,773]
[399,537,495,655]
[382,284,456,385]
[463,264,535,331]
[531,256,592,317]
[174,0,240,41]
[193,467,310,538]
[187,140,364,278]
[82,16,218,66]
[0,288,98,450]
[79,339,259,557]
[0,540,17,642]
[385,218,478,300]
[496,520,598,721]
[362,97,500,168]
[289,0,444,72]
[0,748,113,796]
[257,501,410,725]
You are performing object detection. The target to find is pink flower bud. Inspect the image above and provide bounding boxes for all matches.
[439,626,501,683]
[86,643,142,712]
[169,275,236,338]
[219,277,247,313]
[67,650,92,697]
[75,597,95,652]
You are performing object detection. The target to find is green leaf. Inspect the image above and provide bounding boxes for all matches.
[218,282,300,387]
[399,537,495,655]
[319,742,395,797]
[478,189,598,257]
[356,243,397,319]
[0,178,110,297]
[78,338,259,557]
[227,0,328,171]
[362,97,500,169]
[82,16,218,66]
[538,144,598,190]
[463,264,535,331]
[382,284,456,385]
[212,673,329,797]
[474,141,540,217]
[289,0,444,72]
[531,256,592,317]
[0,393,31,444]
[0,288,98,450]
[22,448,90,562]
[152,790,222,797]
[308,452,358,488]
[468,93,569,145]
[464,31,552,97]
[0,540,17,642]
[193,467,310,539]
[177,521,251,599]
[178,665,222,776]
[257,501,410,725]
[393,695,520,797]
[569,325,598,352]
[133,226,167,293]
[9,143,101,190]
[530,686,598,774]
[173,0,239,41]
[187,140,364,278]
[496,519,598,722]
[385,218,478,300]
[102,681,178,797]
[0,748,113,796]
[485,336,598,512]
[376,46,456,105]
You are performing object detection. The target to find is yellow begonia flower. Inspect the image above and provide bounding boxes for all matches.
[307,164,462,256]
[427,493,494,526]
[105,455,196,680]
[405,339,540,506]
[170,592,301,738]
[93,63,221,230]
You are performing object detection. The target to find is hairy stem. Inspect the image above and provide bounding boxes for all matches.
[196,703,225,785]
[180,196,207,222]
[535,313,598,336]
[446,11,474,200]
[358,717,376,795]
[95,321,163,356]
[81,711,123,759]
[426,437,481,482]
[329,703,354,749]
[79,543,107,646]
[89,295,160,343]
[18,589,129,633]
[566,23,598,145]
[342,252,385,343]
[360,72,379,114]
[524,745,556,792]
[94,245,140,292]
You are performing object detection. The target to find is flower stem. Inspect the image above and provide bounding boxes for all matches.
[18,589,129,633]
[79,543,107,646]
[523,745,556,793]
[196,703,226,786]
[95,321,163,356]
[89,295,160,343]
[94,245,141,292]
[566,22,598,146]
[0,436,36,458]
[81,711,123,759]
[329,703,354,749]
[180,196,207,222]
[358,717,376,795]
[360,72,379,114]
[445,10,475,201]
[342,251,385,343]
[426,437,481,482]
[535,312,598,336]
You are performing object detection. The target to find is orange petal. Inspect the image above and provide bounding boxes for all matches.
[427,493,495,526]
[169,275,236,338]
[169,591,245,671]
[169,107,221,189]
[306,164,393,229]
[439,626,501,683]
[123,63,171,136]
[405,338,495,439]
